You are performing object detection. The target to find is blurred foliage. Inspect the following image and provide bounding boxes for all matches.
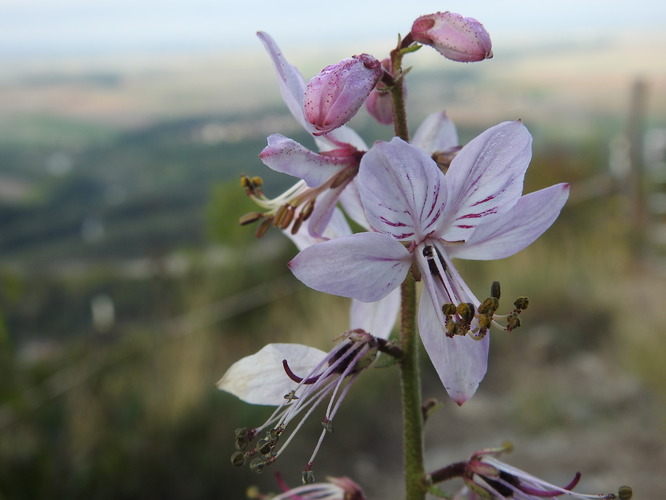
[0,106,665,499]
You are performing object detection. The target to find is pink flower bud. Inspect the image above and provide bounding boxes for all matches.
[410,11,492,62]
[304,54,382,136]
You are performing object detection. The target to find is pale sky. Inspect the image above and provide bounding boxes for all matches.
[1,0,665,57]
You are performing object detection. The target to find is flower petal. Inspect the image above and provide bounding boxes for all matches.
[260,134,352,187]
[350,287,400,339]
[412,111,459,153]
[286,206,352,250]
[418,289,489,404]
[289,232,411,302]
[257,32,310,131]
[442,121,532,242]
[217,343,327,406]
[338,178,370,230]
[449,183,570,260]
[306,183,347,238]
[359,138,447,241]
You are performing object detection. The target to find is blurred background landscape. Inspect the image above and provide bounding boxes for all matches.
[0,1,665,498]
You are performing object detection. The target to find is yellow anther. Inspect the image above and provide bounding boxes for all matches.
[457,302,475,323]
[514,296,529,311]
[478,297,499,315]
[442,303,457,316]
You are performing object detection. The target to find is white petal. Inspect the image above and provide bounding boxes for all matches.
[286,206,352,250]
[218,343,327,406]
[260,135,350,187]
[450,183,570,260]
[412,111,459,153]
[442,121,532,242]
[338,178,370,230]
[289,232,411,302]
[257,32,311,132]
[350,287,401,339]
[359,138,447,241]
[418,289,489,405]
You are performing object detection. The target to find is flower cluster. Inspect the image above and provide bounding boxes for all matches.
[218,9,630,498]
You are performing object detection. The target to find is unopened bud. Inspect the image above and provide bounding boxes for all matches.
[410,11,492,63]
[304,54,382,136]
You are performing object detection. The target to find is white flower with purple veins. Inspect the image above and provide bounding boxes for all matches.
[289,121,569,404]
[218,284,397,477]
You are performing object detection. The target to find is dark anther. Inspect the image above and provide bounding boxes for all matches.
[231,451,246,466]
[618,486,633,500]
[249,457,265,474]
[490,280,501,299]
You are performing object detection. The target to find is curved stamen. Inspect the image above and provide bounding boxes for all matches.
[517,471,582,497]
[282,359,322,384]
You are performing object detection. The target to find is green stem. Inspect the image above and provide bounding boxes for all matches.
[399,275,426,500]
[390,45,409,142]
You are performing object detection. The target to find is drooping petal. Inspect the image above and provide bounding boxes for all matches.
[418,289,489,404]
[449,183,570,260]
[411,111,459,153]
[218,343,327,406]
[359,138,447,241]
[286,207,352,251]
[257,32,310,132]
[350,287,400,339]
[289,232,411,302]
[338,178,370,230]
[306,183,347,238]
[260,134,353,187]
[442,121,532,242]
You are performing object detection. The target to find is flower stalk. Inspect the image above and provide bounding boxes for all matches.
[399,274,427,500]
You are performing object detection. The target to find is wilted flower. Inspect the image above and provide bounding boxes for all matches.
[289,121,569,404]
[218,329,389,477]
[304,54,382,136]
[446,443,632,499]
[411,11,492,62]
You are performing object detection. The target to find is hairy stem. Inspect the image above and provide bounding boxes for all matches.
[399,275,426,500]
[390,44,409,141]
